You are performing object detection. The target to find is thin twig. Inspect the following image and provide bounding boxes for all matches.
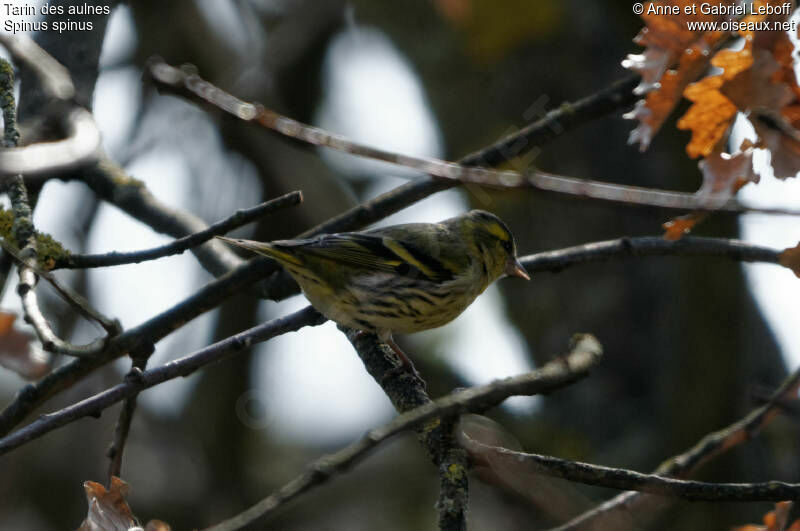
[520,236,782,274]
[0,254,279,437]
[549,365,800,530]
[78,157,245,277]
[203,334,602,531]
[18,268,108,357]
[292,75,641,241]
[146,59,800,217]
[56,191,303,269]
[0,238,120,334]
[463,438,800,502]
[1,60,105,357]
[106,357,147,484]
[0,306,325,456]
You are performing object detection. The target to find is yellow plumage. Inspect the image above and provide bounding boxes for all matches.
[218,209,529,369]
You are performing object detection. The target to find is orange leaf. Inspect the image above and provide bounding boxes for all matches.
[78,477,171,531]
[677,76,738,158]
[78,477,137,531]
[624,1,733,150]
[732,501,796,531]
[779,242,800,278]
[662,212,707,240]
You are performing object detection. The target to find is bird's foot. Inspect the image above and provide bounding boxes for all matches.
[385,338,426,388]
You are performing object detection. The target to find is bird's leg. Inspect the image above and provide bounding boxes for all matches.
[352,330,425,386]
[386,337,425,384]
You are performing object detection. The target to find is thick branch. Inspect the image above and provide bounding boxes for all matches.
[204,334,602,531]
[0,306,325,456]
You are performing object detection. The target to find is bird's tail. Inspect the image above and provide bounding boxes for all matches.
[215,236,302,265]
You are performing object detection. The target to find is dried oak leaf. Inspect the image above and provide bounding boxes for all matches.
[78,477,136,531]
[0,310,50,380]
[624,1,734,150]
[677,45,756,158]
[732,501,800,531]
[662,212,707,241]
[679,2,799,172]
[697,148,757,204]
[78,477,171,531]
[662,149,755,240]
[780,242,800,278]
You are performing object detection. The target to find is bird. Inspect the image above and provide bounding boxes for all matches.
[217,209,529,375]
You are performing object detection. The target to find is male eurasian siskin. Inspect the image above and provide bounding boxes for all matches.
[218,209,529,369]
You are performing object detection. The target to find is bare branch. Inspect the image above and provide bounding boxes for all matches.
[0,306,325,456]
[57,191,303,269]
[521,236,782,274]
[0,34,75,101]
[463,438,800,502]
[204,334,602,531]
[0,61,116,357]
[549,365,800,530]
[146,59,800,217]
[0,255,279,437]
[106,356,147,484]
[75,158,245,277]
[0,108,101,180]
[18,267,108,358]
[0,238,121,335]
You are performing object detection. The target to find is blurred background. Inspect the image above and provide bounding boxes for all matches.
[1,1,799,529]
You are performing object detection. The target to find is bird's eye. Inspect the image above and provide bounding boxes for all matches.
[501,239,513,253]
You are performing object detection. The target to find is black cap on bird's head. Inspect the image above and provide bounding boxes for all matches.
[462,210,530,281]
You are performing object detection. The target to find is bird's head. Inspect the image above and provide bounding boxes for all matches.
[457,210,530,282]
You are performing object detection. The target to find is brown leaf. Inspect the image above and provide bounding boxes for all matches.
[779,242,800,278]
[624,1,733,150]
[77,477,170,531]
[0,310,50,381]
[732,501,796,531]
[677,47,752,158]
[662,212,707,241]
[78,477,137,531]
[752,114,800,179]
[696,148,758,206]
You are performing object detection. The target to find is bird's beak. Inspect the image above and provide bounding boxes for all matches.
[505,257,530,280]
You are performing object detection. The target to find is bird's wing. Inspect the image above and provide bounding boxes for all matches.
[277,230,457,282]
